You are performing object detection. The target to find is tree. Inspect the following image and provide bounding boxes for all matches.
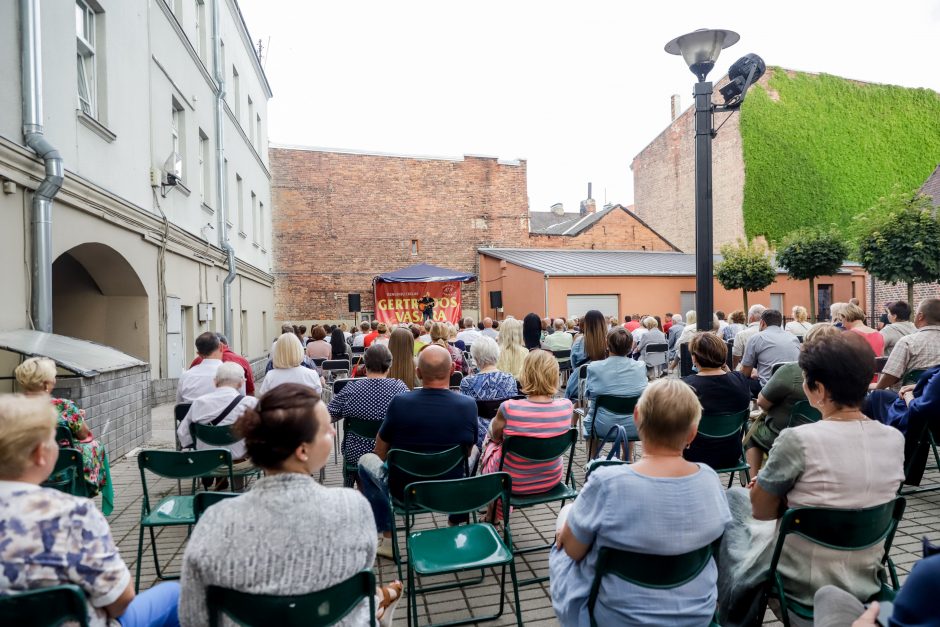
[854,190,940,305]
[715,240,777,311]
[777,228,849,321]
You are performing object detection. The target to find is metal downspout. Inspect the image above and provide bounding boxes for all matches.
[20,0,63,333]
[212,0,236,341]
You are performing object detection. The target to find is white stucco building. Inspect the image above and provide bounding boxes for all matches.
[0,0,274,400]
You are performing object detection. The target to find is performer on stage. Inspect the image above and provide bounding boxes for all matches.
[419,292,435,321]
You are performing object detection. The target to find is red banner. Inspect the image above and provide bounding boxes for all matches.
[374,281,462,325]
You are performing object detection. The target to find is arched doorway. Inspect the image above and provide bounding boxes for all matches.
[52,243,149,361]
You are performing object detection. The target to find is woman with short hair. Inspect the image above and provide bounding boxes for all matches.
[460,336,519,447]
[14,357,109,498]
[260,333,323,396]
[387,328,418,390]
[840,303,884,358]
[880,300,916,357]
[480,350,572,520]
[305,326,332,361]
[551,379,731,625]
[373,323,391,346]
[0,394,180,627]
[634,316,667,361]
[722,310,746,342]
[785,306,812,337]
[181,384,402,626]
[496,317,528,378]
[329,345,408,470]
[720,332,905,623]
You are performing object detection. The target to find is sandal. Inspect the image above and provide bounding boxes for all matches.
[375,581,403,627]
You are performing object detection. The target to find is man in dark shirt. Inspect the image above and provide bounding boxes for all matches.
[358,344,477,558]
[418,292,435,321]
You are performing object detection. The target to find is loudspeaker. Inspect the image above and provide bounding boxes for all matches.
[489,291,503,309]
[348,294,361,312]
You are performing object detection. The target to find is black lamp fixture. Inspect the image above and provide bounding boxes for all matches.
[665,28,764,332]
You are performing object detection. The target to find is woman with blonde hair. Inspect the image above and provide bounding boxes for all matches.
[373,322,391,346]
[785,305,812,337]
[14,357,109,499]
[388,328,417,389]
[496,317,527,378]
[427,321,467,374]
[551,379,730,625]
[259,333,323,396]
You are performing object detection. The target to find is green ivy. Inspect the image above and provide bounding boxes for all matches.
[739,68,940,243]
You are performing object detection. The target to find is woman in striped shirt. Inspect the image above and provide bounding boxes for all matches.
[481,350,573,520]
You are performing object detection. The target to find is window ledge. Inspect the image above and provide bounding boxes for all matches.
[238,231,248,239]
[251,241,260,249]
[200,202,214,215]
[260,247,267,254]
[76,110,116,143]
[225,220,234,228]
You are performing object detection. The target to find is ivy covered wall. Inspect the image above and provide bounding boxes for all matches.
[739,68,940,243]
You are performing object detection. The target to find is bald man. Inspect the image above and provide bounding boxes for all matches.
[357,344,478,558]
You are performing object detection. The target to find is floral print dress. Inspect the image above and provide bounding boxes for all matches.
[52,398,108,498]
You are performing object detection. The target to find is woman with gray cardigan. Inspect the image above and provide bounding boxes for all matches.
[179,383,401,626]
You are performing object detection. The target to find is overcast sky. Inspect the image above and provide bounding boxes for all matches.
[239,0,940,213]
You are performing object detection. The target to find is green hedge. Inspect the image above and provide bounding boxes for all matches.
[739,67,940,243]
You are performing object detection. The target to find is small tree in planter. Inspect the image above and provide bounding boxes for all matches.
[777,228,849,321]
[716,240,777,311]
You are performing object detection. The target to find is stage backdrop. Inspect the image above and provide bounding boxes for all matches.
[374,281,462,324]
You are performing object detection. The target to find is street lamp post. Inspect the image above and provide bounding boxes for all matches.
[665,30,764,333]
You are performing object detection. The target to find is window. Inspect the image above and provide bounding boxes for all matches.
[411,240,419,256]
[235,174,244,234]
[247,96,254,141]
[198,130,209,204]
[251,191,258,243]
[76,0,97,117]
[259,201,265,248]
[171,99,185,174]
[771,293,785,314]
[194,0,207,63]
[231,66,240,118]
[680,292,696,317]
[255,113,262,149]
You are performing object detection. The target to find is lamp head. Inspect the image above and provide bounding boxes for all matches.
[665,28,740,82]
[719,53,766,107]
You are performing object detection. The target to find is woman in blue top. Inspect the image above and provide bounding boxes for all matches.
[550,378,731,626]
[582,328,648,457]
[459,336,518,448]
[565,310,609,401]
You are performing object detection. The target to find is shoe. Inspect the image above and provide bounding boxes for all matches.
[376,535,395,560]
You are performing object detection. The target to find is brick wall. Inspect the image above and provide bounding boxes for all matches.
[868,276,940,312]
[271,148,530,321]
[631,77,757,253]
[527,206,677,251]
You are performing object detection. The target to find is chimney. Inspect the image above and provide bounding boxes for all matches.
[550,202,565,216]
[670,94,682,121]
[580,183,596,216]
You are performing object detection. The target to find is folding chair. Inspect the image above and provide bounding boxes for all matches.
[189,423,262,490]
[322,359,350,382]
[875,356,888,374]
[757,498,906,626]
[770,362,793,377]
[786,400,822,428]
[584,395,640,460]
[134,449,234,591]
[385,446,468,581]
[899,372,940,494]
[194,491,239,522]
[41,448,87,497]
[499,428,579,585]
[207,570,376,627]
[584,458,630,480]
[725,339,734,369]
[341,416,383,487]
[173,402,192,450]
[449,371,464,389]
[0,584,89,627]
[588,544,720,627]
[404,473,523,627]
[55,424,75,447]
[692,410,751,487]
[553,349,573,385]
[679,342,694,377]
[475,398,512,421]
[642,343,669,379]
[901,368,940,476]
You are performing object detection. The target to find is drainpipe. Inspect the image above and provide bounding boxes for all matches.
[20,0,63,333]
[212,0,235,342]
[544,275,549,317]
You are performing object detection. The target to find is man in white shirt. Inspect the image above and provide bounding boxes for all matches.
[542,318,573,351]
[456,318,481,345]
[351,320,370,348]
[481,317,499,340]
[178,362,256,463]
[177,332,237,402]
[732,304,767,369]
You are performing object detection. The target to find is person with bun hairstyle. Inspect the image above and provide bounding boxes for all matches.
[179,383,401,626]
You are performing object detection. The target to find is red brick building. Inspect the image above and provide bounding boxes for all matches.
[271,146,682,323]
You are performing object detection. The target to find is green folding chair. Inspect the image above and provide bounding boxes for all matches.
[585,395,640,460]
[41,448,88,498]
[404,473,522,627]
[901,369,940,477]
[173,403,192,451]
[134,449,234,591]
[694,409,751,487]
[194,491,239,522]
[584,458,630,480]
[386,446,468,581]
[341,416,383,487]
[0,584,89,627]
[786,400,822,428]
[498,428,579,585]
[207,570,375,627]
[189,423,262,489]
[55,424,75,447]
[587,543,720,627]
[759,497,906,626]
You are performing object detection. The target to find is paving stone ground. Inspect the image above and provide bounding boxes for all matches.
[99,401,940,626]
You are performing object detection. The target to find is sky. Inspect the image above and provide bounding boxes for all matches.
[238,0,940,213]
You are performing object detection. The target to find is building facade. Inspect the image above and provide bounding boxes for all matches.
[0,0,274,397]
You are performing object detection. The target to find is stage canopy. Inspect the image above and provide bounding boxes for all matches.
[375,263,476,284]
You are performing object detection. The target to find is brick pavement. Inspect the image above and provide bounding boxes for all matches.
[98,402,940,626]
